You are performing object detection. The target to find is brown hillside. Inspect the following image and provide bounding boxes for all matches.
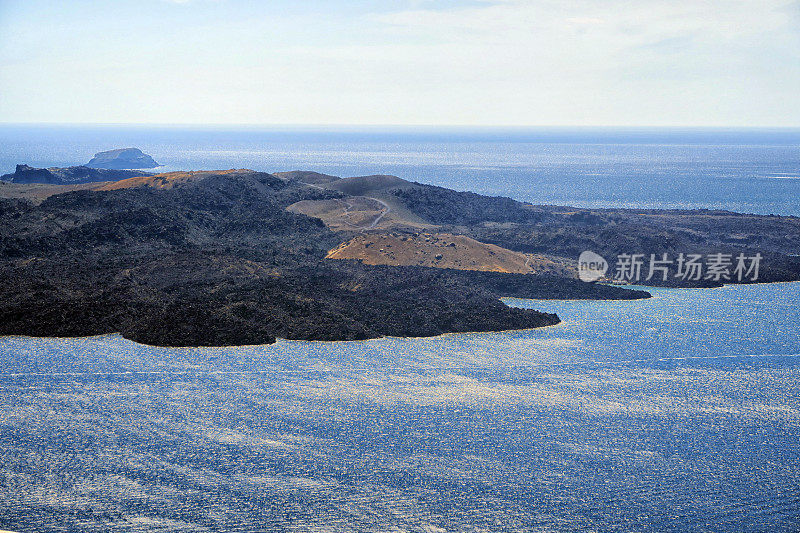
[0,181,102,204]
[97,169,248,191]
[327,233,572,275]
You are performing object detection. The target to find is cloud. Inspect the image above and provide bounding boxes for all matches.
[0,0,797,125]
[374,0,794,53]
[350,0,800,123]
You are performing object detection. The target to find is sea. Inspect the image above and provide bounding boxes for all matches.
[1,124,800,215]
[0,125,799,531]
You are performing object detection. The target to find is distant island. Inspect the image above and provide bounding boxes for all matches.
[85,147,160,169]
[0,166,798,347]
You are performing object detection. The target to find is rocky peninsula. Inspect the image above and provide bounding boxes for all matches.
[1,167,798,347]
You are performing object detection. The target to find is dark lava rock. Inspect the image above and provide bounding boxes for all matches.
[0,164,152,185]
[0,170,563,346]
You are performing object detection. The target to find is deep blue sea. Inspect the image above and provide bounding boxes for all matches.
[0,283,798,530]
[1,124,800,215]
[1,125,800,530]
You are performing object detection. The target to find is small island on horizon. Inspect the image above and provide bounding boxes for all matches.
[1,164,798,347]
[85,147,160,170]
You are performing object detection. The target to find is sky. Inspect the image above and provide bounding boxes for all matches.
[0,0,798,126]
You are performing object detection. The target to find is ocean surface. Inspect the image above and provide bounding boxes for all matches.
[1,125,800,530]
[0,283,799,531]
[1,124,800,215]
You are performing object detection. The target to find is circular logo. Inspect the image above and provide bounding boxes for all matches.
[578,250,608,282]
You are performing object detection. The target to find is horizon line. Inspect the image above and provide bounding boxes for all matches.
[2,122,800,131]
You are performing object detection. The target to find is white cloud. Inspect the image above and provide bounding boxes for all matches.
[343,0,800,125]
[0,0,797,125]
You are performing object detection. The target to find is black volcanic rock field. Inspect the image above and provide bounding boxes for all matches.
[1,168,798,347]
[0,170,568,346]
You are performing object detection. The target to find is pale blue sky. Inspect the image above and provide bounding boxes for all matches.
[1,0,799,126]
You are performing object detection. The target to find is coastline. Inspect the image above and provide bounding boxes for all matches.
[4,280,799,349]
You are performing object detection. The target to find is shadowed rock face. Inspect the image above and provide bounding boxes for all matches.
[85,147,159,169]
[0,164,151,185]
[274,170,341,184]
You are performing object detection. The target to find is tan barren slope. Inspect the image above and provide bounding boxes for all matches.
[0,181,101,204]
[96,169,248,191]
[327,233,574,275]
[287,196,392,231]
[0,170,257,202]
